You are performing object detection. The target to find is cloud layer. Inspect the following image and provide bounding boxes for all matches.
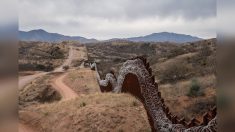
[19,0,216,40]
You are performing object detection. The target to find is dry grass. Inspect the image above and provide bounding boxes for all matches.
[73,46,88,60]
[86,39,216,121]
[148,40,216,120]
[71,46,88,67]
[158,75,216,120]
[20,93,151,132]
[19,73,61,110]
[19,39,216,131]
[63,68,100,94]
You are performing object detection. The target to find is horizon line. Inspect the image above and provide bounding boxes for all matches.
[18,28,215,40]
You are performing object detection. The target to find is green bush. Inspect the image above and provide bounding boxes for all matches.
[187,79,204,97]
[35,62,54,72]
[45,62,54,71]
[80,102,86,107]
[48,46,64,59]
[132,100,138,107]
[167,47,186,58]
[63,65,69,70]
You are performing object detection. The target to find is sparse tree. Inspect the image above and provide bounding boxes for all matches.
[63,65,69,71]
[187,79,204,97]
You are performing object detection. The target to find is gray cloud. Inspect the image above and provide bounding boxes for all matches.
[124,0,216,20]
[19,0,216,39]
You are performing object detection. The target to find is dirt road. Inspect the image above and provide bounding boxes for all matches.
[18,72,47,90]
[50,46,89,99]
[19,46,76,132]
[51,73,78,100]
[18,46,74,90]
[19,123,35,132]
[53,46,74,72]
[19,45,92,132]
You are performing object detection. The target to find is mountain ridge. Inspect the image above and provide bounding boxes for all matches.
[126,32,202,43]
[19,29,98,43]
[19,29,203,43]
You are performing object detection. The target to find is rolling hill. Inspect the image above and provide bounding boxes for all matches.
[127,32,203,43]
[19,29,98,43]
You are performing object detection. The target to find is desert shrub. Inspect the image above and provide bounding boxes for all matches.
[187,79,204,97]
[193,45,212,67]
[19,63,37,71]
[167,47,186,58]
[63,65,69,70]
[199,44,212,57]
[113,58,123,63]
[43,112,49,116]
[186,47,215,76]
[72,60,84,67]
[132,100,138,107]
[19,63,54,71]
[45,62,54,71]
[36,64,46,70]
[34,62,54,71]
[159,62,192,83]
[19,78,61,109]
[187,98,215,116]
[118,129,124,132]
[80,102,86,107]
[48,46,64,59]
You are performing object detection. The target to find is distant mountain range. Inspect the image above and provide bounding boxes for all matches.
[19,29,203,43]
[126,32,202,43]
[19,29,97,43]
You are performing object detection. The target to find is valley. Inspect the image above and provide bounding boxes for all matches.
[18,39,216,132]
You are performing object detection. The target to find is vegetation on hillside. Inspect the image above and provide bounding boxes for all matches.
[19,41,69,71]
[87,39,216,119]
[19,73,61,110]
[19,39,216,130]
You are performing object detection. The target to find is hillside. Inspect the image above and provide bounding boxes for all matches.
[87,38,216,119]
[19,41,69,72]
[127,32,202,43]
[19,39,216,131]
[20,93,151,132]
[19,29,98,43]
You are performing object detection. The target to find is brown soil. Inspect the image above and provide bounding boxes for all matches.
[19,123,36,132]
[50,72,78,100]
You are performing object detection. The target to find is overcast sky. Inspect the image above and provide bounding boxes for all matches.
[19,0,216,40]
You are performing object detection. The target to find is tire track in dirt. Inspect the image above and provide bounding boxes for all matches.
[50,45,88,100]
[18,46,74,90]
[18,72,48,90]
[51,73,78,100]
